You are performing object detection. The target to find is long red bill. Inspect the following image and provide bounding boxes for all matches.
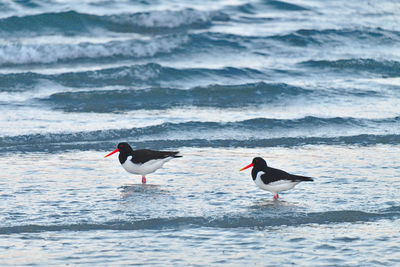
[239,163,253,171]
[104,148,119,158]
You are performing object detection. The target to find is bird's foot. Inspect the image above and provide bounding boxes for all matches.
[273,194,279,200]
[142,176,147,184]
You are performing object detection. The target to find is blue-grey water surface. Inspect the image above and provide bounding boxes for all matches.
[0,0,399,266]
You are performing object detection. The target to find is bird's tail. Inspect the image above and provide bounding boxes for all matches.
[171,151,182,158]
[293,175,313,182]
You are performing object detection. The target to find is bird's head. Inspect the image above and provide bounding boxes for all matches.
[239,157,267,171]
[104,142,133,158]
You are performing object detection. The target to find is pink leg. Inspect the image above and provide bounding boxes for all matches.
[142,176,146,184]
[273,194,279,200]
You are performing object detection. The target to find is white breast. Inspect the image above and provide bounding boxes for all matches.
[121,156,173,175]
[254,171,300,195]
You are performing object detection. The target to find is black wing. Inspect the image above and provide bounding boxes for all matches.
[260,167,313,184]
[131,149,181,164]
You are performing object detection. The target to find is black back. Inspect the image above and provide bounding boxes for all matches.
[116,142,181,164]
[131,149,181,164]
[251,157,313,184]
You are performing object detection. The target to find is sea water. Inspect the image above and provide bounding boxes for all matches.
[0,0,399,265]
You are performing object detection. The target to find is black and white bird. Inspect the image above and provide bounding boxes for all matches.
[104,142,181,184]
[240,157,313,199]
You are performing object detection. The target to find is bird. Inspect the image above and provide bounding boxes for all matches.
[240,157,313,199]
[104,142,181,184]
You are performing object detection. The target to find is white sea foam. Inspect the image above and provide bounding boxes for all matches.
[107,8,225,28]
[0,35,188,65]
[0,80,128,102]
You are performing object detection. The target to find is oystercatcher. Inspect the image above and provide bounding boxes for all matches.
[104,142,181,184]
[240,157,313,199]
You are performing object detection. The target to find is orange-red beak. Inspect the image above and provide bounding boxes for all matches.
[239,163,253,171]
[104,148,119,158]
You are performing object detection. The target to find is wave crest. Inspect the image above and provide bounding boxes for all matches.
[1,207,398,234]
[300,58,400,77]
[0,35,187,65]
[0,117,398,152]
[0,9,229,36]
[40,82,309,112]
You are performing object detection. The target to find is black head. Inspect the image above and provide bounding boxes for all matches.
[240,157,268,172]
[117,142,133,154]
[249,157,267,180]
[104,142,134,161]
[252,157,267,168]
[115,142,134,164]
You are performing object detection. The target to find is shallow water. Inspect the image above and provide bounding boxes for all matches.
[1,147,399,265]
[1,0,400,266]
